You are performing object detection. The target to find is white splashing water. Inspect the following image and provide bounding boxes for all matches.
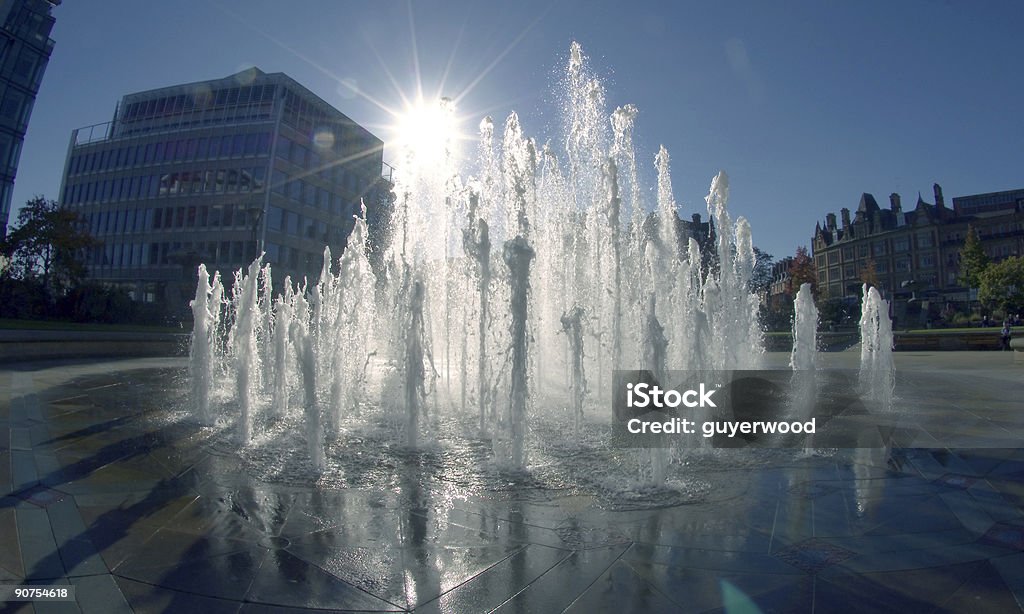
[189,43,767,476]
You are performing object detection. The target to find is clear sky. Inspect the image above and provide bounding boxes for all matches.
[11,0,1023,260]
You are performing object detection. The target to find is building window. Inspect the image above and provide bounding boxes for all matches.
[265,242,280,263]
[276,136,291,161]
[252,167,266,191]
[244,133,258,157]
[302,181,315,206]
[266,206,283,231]
[291,143,306,168]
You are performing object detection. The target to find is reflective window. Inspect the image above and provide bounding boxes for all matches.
[266,206,283,231]
[276,136,291,161]
[244,133,258,156]
[252,167,266,191]
[272,170,287,194]
[290,143,304,167]
[302,181,315,206]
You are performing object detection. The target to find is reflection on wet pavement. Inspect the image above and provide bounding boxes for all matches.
[2,356,1024,612]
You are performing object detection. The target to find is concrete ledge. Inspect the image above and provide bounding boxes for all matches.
[0,329,190,362]
[1011,337,1024,363]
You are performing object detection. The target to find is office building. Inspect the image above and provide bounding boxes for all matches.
[58,67,391,309]
[0,0,58,237]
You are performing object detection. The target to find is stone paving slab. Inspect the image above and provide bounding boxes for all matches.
[0,354,1022,612]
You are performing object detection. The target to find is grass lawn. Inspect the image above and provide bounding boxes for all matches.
[0,318,185,333]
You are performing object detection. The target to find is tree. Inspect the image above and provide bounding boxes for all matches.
[788,246,816,296]
[2,196,95,295]
[750,247,773,294]
[978,256,1024,314]
[859,256,879,289]
[958,224,989,288]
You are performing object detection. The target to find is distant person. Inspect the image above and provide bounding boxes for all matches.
[982,314,990,328]
[1001,321,1012,351]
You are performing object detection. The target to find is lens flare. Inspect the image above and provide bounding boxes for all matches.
[394,97,457,169]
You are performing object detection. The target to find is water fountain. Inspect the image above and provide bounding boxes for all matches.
[188,264,220,426]
[858,284,895,411]
[186,42,886,485]
[790,282,818,453]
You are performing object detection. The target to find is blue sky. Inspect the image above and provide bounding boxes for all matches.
[12,0,1023,260]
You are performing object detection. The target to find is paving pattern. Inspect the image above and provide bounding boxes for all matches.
[1,352,1023,613]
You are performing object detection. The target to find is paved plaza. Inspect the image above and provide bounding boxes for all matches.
[1,351,1024,613]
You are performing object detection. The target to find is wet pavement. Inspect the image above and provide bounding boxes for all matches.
[1,352,1024,613]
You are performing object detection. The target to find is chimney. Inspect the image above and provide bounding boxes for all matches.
[840,208,851,230]
[933,183,946,220]
[889,192,901,212]
[826,213,837,231]
[933,183,945,209]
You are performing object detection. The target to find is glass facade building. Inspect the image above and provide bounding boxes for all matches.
[58,67,391,310]
[0,0,58,238]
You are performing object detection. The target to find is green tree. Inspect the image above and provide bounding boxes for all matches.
[2,196,95,295]
[978,256,1024,314]
[958,225,989,288]
[750,247,773,294]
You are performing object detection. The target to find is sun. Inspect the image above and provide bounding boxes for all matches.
[393,96,459,169]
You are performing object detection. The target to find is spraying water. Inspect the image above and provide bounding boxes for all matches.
[290,291,324,472]
[233,257,262,443]
[791,283,818,371]
[189,42,771,474]
[189,264,218,425]
[859,284,895,411]
[790,283,818,453]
